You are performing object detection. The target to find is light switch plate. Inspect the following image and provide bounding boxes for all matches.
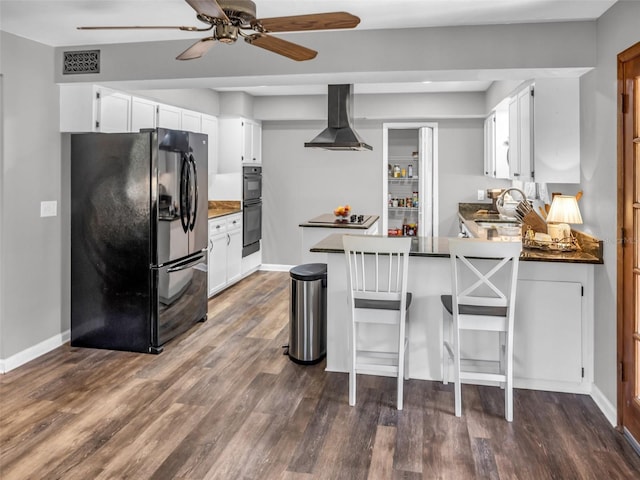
[40,200,57,217]
[477,189,485,201]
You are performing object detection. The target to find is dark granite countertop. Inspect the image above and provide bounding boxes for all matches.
[310,230,603,264]
[310,233,450,257]
[299,214,380,230]
[457,202,603,264]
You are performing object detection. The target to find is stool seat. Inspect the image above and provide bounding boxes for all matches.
[440,294,507,317]
[355,292,412,311]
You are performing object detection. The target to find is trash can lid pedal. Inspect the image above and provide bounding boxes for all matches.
[290,263,327,281]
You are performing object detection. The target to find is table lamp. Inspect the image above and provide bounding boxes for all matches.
[546,195,583,241]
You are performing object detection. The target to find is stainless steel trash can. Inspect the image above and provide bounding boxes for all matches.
[288,263,327,364]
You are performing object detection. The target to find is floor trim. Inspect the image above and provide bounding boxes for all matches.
[0,329,70,374]
[260,263,295,272]
[591,383,617,427]
[624,427,640,457]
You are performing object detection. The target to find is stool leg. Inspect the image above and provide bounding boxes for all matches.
[499,331,506,390]
[453,315,462,417]
[397,311,406,410]
[349,322,356,406]
[404,311,410,381]
[505,333,514,422]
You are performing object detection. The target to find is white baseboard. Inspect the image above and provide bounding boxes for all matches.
[0,330,70,374]
[260,264,295,272]
[590,384,617,427]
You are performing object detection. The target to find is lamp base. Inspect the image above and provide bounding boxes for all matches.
[548,223,570,241]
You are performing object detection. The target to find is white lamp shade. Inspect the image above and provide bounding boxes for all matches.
[546,195,583,224]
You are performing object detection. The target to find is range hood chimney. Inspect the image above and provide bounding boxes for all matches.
[304,84,372,151]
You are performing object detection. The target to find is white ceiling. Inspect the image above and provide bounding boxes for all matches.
[0,0,618,95]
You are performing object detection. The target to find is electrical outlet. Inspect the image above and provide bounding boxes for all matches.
[40,201,57,217]
[477,189,485,201]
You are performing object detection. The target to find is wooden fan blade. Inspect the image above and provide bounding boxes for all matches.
[176,37,216,60]
[252,12,360,33]
[245,34,317,61]
[78,25,205,31]
[185,0,229,22]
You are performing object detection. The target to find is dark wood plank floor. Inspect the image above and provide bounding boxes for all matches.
[2,271,639,479]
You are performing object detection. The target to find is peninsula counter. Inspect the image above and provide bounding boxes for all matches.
[311,233,601,394]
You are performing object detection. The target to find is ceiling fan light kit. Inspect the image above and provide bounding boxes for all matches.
[78,0,360,62]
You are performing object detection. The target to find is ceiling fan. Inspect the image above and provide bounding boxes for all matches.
[78,0,360,61]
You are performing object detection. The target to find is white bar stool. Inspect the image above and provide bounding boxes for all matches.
[441,238,521,421]
[343,234,412,410]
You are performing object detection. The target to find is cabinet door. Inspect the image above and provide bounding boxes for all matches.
[157,104,182,130]
[484,112,496,177]
[131,97,157,132]
[517,87,533,182]
[218,118,243,173]
[201,115,219,175]
[97,89,131,132]
[508,96,519,179]
[514,280,583,385]
[507,86,533,181]
[241,120,262,164]
[208,233,228,296]
[242,120,252,163]
[181,110,202,133]
[250,121,262,164]
[227,226,243,284]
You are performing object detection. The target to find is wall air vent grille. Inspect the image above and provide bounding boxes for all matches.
[63,50,100,74]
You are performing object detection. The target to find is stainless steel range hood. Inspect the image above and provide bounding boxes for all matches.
[304,84,372,151]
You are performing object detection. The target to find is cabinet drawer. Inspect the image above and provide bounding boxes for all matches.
[209,218,227,236]
[226,214,242,231]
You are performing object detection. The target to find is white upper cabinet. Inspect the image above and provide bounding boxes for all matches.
[97,89,131,132]
[181,110,202,133]
[508,85,533,181]
[218,117,262,173]
[60,85,130,133]
[242,118,262,165]
[507,78,580,184]
[484,100,510,178]
[156,103,182,130]
[130,96,157,132]
[201,114,219,174]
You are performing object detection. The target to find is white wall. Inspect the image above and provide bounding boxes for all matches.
[0,32,62,365]
[261,114,509,266]
[53,22,597,88]
[584,1,640,413]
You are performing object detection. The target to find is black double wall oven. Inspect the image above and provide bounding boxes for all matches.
[242,165,262,257]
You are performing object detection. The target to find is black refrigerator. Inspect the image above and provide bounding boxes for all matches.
[70,128,208,353]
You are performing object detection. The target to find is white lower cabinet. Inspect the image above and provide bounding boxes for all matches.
[208,213,243,297]
[514,279,583,386]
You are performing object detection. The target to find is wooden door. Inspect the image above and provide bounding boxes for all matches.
[618,41,640,443]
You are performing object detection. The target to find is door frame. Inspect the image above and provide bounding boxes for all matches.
[617,41,640,442]
[382,122,439,237]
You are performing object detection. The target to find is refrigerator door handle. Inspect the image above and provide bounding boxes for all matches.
[165,252,206,273]
[179,153,190,233]
[188,153,198,232]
